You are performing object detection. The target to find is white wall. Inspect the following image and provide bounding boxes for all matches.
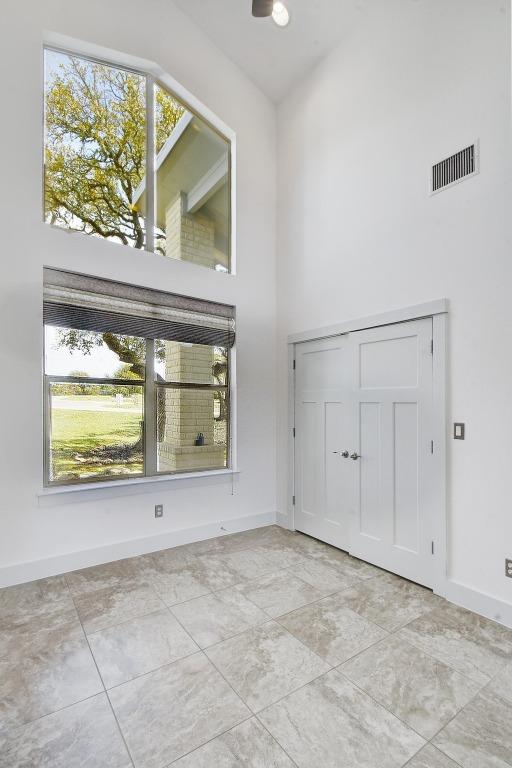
[276,0,512,608]
[0,0,277,584]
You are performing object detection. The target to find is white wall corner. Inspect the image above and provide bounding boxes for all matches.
[276,510,293,530]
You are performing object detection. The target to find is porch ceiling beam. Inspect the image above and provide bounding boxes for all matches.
[186,154,229,214]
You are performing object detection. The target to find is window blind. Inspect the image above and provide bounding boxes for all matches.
[43,268,235,348]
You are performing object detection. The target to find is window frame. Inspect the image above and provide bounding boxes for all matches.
[43,334,231,488]
[42,40,235,273]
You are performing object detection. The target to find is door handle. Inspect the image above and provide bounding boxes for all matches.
[350,452,360,460]
[332,450,350,458]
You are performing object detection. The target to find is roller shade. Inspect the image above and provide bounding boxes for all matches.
[43,269,235,348]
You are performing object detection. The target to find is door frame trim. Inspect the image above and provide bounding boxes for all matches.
[288,298,448,345]
[287,299,448,597]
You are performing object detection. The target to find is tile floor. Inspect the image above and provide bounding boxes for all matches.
[1,525,512,767]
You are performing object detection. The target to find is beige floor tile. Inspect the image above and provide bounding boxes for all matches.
[66,557,144,597]
[74,582,164,634]
[278,595,388,664]
[309,546,383,579]
[0,605,82,659]
[405,744,461,768]
[205,620,330,712]
[4,527,509,768]
[341,635,482,738]
[237,570,326,617]
[109,652,249,768]
[487,658,512,704]
[259,669,424,768]
[0,634,102,730]
[142,560,215,605]
[250,543,311,569]
[289,557,362,593]
[0,576,73,628]
[181,525,285,556]
[336,574,441,631]
[172,718,295,767]
[433,689,512,767]
[88,608,198,688]
[171,587,268,648]
[0,693,131,768]
[399,602,512,685]
[143,551,264,606]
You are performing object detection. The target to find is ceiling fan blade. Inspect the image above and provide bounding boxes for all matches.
[252,0,273,17]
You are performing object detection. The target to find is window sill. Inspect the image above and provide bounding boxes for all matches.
[38,468,239,500]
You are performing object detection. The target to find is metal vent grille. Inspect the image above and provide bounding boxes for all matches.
[431,143,478,194]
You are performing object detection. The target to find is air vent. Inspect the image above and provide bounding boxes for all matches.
[430,142,479,194]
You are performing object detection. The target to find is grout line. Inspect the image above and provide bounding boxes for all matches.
[65,573,136,768]
[325,626,391,667]
[151,609,262,766]
[0,691,107,736]
[389,621,493,689]
[401,742,465,768]
[100,648,203,694]
[252,714,301,767]
[333,665,430,744]
[86,604,175,637]
[250,665,336,714]
[207,616,334,676]
[169,611,272,653]
[204,632,334,720]
[203,634,331,724]
[422,688,487,753]
[161,712,255,767]
[54,531,360,638]
[332,646,485,758]
[7,529,509,767]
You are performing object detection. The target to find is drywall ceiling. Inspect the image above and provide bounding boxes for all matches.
[172,0,369,102]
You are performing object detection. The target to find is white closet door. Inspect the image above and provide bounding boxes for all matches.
[294,336,351,550]
[348,317,435,587]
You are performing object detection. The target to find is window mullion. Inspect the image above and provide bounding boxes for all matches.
[145,74,155,254]
[144,338,157,476]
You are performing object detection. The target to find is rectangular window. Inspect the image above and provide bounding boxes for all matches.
[44,48,231,272]
[43,269,234,486]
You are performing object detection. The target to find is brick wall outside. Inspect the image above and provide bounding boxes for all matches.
[165,193,217,270]
[158,195,227,471]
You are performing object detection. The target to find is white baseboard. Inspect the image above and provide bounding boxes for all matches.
[440,579,512,629]
[0,511,277,588]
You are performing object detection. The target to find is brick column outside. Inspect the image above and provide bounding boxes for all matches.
[165,193,218,269]
[158,193,226,472]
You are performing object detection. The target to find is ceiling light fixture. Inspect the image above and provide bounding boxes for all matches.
[272,1,290,27]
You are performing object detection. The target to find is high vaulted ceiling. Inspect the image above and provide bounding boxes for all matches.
[172,0,369,103]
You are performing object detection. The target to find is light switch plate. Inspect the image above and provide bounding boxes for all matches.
[453,423,465,440]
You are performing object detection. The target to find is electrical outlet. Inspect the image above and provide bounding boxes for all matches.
[155,504,163,518]
[506,559,512,579]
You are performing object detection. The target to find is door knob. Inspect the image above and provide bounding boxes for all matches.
[350,452,360,460]
[333,450,350,458]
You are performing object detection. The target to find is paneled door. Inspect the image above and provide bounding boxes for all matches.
[294,336,352,550]
[348,318,434,587]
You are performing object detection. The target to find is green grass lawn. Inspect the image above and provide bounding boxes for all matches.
[50,400,143,481]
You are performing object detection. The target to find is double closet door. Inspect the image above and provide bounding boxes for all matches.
[294,317,435,588]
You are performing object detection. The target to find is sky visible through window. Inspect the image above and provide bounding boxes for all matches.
[45,326,125,377]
